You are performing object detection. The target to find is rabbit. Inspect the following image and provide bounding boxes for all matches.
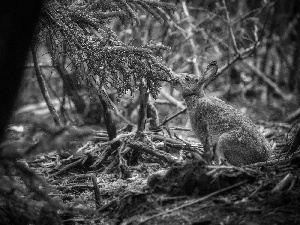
[172,61,271,166]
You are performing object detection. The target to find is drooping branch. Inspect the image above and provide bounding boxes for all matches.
[38,0,174,100]
[31,46,62,126]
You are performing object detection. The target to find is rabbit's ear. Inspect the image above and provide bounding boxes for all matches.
[201,61,218,85]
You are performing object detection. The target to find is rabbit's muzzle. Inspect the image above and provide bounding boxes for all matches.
[170,75,183,92]
[170,74,181,85]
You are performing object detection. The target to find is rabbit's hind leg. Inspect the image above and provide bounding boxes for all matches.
[214,130,249,166]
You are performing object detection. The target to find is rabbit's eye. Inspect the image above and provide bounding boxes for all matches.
[195,78,199,82]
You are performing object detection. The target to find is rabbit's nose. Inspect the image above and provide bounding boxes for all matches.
[170,74,180,84]
[172,77,180,85]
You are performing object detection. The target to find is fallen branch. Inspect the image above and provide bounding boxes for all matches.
[53,158,83,177]
[151,134,198,149]
[127,140,178,163]
[86,132,134,152]
[272,173,294,192]
[168,127,191,131]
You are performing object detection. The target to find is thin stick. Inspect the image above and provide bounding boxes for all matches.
[138,180,247,224]
[91,174,101,210]
[127,140,178,163]
[31,46,62,126]
[209,44,257,85]
[160,108,187,126]
[222,0,239,54]
[87,132,134,152]
[242,62,291,101]
[182,0,201,77]
[232,2,274,25]
[168,127,191,131]
[53,158,82,177]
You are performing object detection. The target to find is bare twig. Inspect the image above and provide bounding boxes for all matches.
[232,2,274,25]
[91,174,101,210]
[168,126,191,131]
[151,134,191,147]
[222,0,240,55]
[53,158,82,177]
[103,158,118,174]
[208,44,258,86]
[242,62,291,101]
[271,173,294,192]
[286,108,300,123]
[181,0,201,76]
[187,6,227,24]
[206,54,240,86]
[249,182,265,198]
[160,108,187,126]
[86,132,134,152]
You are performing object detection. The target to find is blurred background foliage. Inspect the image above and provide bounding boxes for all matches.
[16,0,300,128]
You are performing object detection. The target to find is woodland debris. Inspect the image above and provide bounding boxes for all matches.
[127,139,178,163]
[138,180,247,225]
[147,161,255,196]
[271,173,295,192]
[282,125,300,155]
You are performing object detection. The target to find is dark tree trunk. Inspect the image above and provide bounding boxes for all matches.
[0,0,44,141]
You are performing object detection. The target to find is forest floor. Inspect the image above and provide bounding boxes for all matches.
[4,97,300,225]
